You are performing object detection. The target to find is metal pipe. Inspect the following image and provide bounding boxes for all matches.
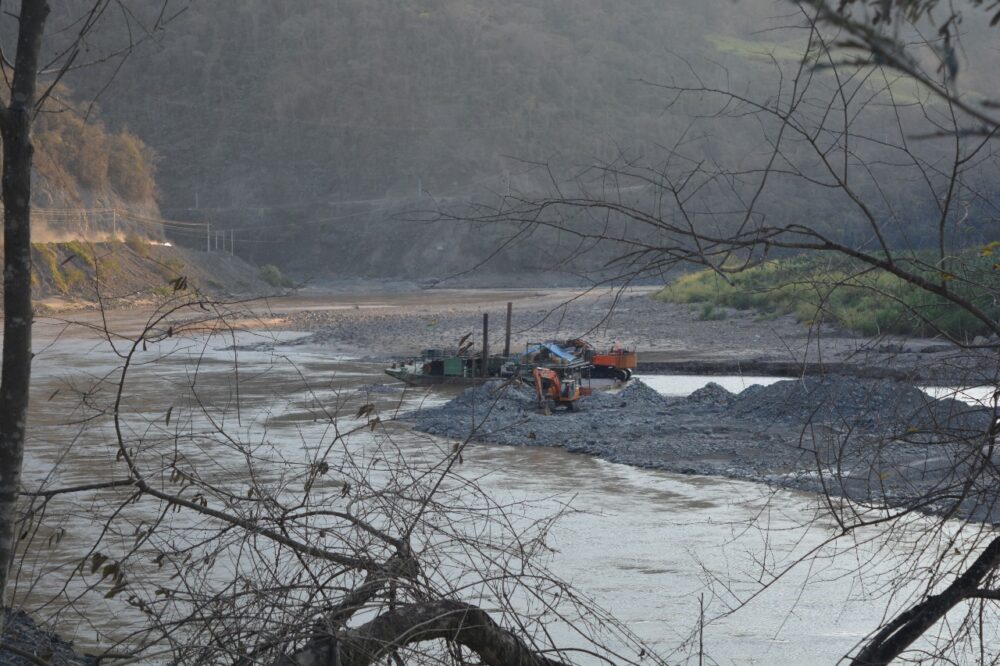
[482,313,489,378]
[504,302,512,357]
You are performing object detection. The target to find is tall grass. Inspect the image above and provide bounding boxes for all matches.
[655,253,1000,338]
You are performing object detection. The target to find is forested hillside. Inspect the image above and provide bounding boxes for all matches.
[43,0,1000,279]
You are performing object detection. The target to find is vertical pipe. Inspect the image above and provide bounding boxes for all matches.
[230,229,235,255]
[481,313,489,378]
[504,301,512,357]
[206,224,211,252]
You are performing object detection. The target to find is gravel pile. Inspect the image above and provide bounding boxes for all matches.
[729,375,991,432]
[412,379,674,448]
[408,375,998,519]
[440,381,536,412]
[586,379,671,410]
[685,382,733,406]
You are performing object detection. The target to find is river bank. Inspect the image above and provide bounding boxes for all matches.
[256,285,995,384]
[37,281,995,383]
[28,241,270,313]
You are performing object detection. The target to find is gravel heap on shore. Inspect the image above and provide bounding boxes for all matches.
[413,376,990,446]
[408,376,997,518]
[730,376,988,432]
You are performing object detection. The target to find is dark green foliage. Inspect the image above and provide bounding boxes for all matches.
[260,264,286,288]
[697,303,727,321]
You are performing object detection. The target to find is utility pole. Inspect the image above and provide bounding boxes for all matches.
[112,209,117,239]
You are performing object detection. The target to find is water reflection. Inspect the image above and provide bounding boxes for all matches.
[636,373,784,396]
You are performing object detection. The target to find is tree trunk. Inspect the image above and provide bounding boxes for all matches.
[0,0,49,616]
[851,536,1000,665]
[284,600,570,666]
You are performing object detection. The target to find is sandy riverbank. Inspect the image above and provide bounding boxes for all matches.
[247,285,994,384]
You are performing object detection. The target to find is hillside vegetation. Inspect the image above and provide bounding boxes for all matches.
[656,254,1000,339]
[42,1,1000,278]
[28,241,267,305]
[5,80,160,215]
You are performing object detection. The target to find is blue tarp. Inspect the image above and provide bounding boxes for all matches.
[522,342,576,362]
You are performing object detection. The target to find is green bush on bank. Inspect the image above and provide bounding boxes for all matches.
[655,253,1000,338]
[260,264,287,288]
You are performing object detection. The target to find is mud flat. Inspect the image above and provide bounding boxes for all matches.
[409,376,998,521]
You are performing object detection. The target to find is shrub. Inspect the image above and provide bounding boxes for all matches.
[698,303,727,321]
[260,264,286,288]
[109,128,158,203]
[656,252,1000,338]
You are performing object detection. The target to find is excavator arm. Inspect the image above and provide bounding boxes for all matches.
[532,367,579,412]
[533,367,559,409]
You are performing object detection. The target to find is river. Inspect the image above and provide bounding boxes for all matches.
[15,308,995,665]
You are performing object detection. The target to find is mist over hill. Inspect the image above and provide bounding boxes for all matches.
[49,0,1000,281]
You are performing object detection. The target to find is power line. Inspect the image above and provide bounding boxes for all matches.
[26,204,417,252]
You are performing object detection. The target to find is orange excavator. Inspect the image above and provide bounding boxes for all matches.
[532,367,583,413]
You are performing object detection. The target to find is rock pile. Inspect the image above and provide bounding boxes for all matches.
[728,375,989,431]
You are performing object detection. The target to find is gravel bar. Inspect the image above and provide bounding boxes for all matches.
[408,376,998,521]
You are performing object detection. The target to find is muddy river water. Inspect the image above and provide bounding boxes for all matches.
[15,309,994,664]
